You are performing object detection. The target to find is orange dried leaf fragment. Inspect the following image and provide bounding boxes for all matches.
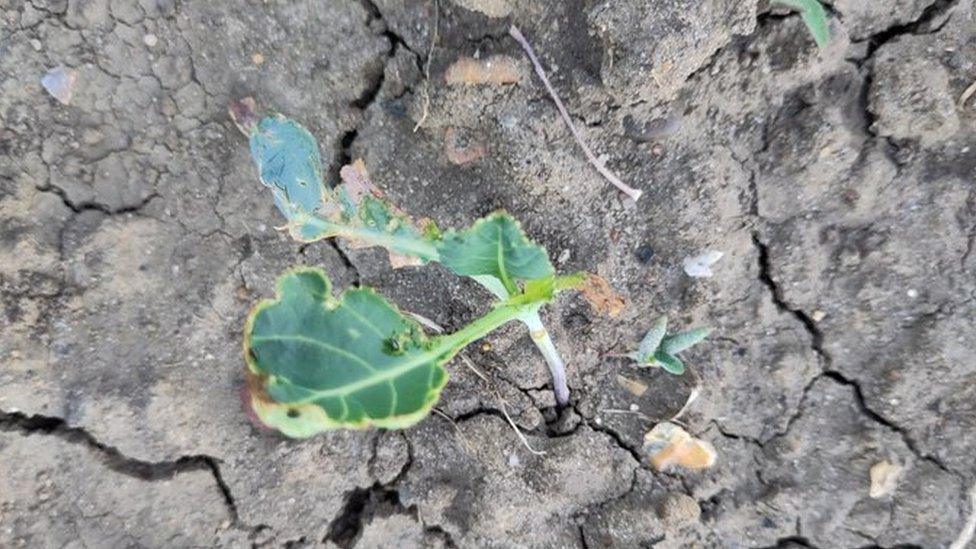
[578,274,626,317]
[643,422,717,471]
[444,55,521,86]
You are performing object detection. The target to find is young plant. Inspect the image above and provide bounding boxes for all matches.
[773,0,830,49]
[615,316,710,375]
[231,99,597,437]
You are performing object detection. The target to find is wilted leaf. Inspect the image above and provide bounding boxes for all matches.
[643,422,716,471]
[774,0,830,49]
[244,267,450,437]
[249,115,326,222]
[438,212,553,293]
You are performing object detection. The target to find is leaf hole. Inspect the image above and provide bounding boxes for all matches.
[287,409,300,418]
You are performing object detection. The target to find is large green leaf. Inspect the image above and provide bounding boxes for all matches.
[437,212,554,293]
[244,267,449,437]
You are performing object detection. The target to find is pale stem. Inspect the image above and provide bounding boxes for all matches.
[518,310,570,406]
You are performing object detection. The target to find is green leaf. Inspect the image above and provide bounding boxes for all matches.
[437,212,554,294]
[244,267,449,437]
[249,115,325,220]
[661,327,711,355]
[654,351,685,375]
[637,316,668,361]
[774,0,830,48]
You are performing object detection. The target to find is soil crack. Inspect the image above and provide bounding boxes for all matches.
[0,410,250,533]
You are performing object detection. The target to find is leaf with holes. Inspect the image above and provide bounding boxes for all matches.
[244,267,450,436]
[244,267,554,437]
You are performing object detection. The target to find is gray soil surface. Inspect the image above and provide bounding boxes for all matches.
[2,0,975,547]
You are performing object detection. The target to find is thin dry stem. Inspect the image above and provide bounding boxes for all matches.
[460,354,546,456]
[508,25,643,201]
[413,0,439,132]
[950,482,976,549]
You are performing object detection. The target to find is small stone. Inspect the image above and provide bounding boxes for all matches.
[444,127,487,165]
[869,460,904,498]
[683,250,724,278]
[30,39,42,51]
[811,310,826,322]
[657,493,701,529]
[507,453,520,467]
[557,249,571,264]
[41,66,77,105]
[906,289,918,299]
[143,33,158,47]
[635,244,655,264]
[252,52,265,66]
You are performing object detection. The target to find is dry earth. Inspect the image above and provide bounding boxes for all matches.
[1,0,975,547]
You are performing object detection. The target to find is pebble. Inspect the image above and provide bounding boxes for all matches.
[143,34,158,47]
[30,39,42,51]
[657,493,701,528]
[811,310,826,322]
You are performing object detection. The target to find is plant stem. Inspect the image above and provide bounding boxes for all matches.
[519,310,570,406]
[436,300,542,354]
[301,214,441,261]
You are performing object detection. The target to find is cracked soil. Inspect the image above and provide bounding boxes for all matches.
[1,0,975,547]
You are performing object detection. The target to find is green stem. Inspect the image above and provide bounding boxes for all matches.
[435,300,542,358]
[302,215,441,262]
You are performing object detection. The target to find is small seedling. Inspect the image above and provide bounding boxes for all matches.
[612,316,710,375]
[232,100,603,438]
[774,0,830,49]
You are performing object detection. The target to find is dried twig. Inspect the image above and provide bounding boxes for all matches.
[459,354,546,456]
[433,407,474,453]
[508,25,643,201]
[959,79,976,110]
[950,482,976,549]
[413,0,439,132]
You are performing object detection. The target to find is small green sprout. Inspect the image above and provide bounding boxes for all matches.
[774,0,830,49]
[615,316,710,375]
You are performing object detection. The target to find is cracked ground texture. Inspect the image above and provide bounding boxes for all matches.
[0,0,973,547]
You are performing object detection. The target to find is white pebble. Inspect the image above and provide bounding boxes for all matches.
[683,250,724,278]
[143,34,158,47]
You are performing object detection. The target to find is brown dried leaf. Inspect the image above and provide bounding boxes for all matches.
[578,274,626,317]
[643,422,716,471]
[444,55,521,86]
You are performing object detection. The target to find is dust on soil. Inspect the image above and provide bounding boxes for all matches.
[1,0,974,547]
